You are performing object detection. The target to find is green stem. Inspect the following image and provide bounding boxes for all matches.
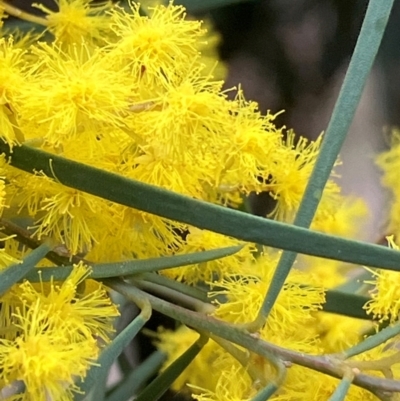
[347,351,400,372]
[23,245,242,283]
[104,278,400,395]
[106,351,166,401]
[322,290,370,320]
[328,372,354,401]
[135,333,208,401]
[341,322,400,359]
[4,143,400,271]
[0,240,55,295]
[75,292,152,401]
[251,383,279,401]
[138,272,209,303]
[251,0,395,331]
[130,278,214,314]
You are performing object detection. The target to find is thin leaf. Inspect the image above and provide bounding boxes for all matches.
[106,351,166,401]
[328,376,353,401]
[0,241,54,295]
[323,290,370,320]
[251,383,279,401]
[139,272,209,302]
[3,143,400,271]
[135,333,208,401]
[253,0,395,328]
[23,245,243,282]
[77,297,152,401]
[342,322,400,359]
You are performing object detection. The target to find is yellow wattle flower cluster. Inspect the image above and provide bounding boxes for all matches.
[376,130,400,241]
[0,262,119,400]
[0,0,361,262]
[0,0,382,400]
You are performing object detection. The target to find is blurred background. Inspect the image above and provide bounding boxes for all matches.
[6,0,400,399]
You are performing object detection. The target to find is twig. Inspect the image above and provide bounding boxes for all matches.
[0,217,87,266]
[104,278,400,397]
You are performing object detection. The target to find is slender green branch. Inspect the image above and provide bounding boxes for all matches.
[104,278,400,396]
[322,290,370,320]
[0,240,55,295]
[23,245,242,282]
[251,0,396,331]
[75,293,152,401]
[106,351,166,401]
[135,333,208,401]
[328,370,354,401]
[137,272,209,302]
[251,382,279,401]
[130,278,214,314]
[347,351,400,372]
[3,143,400,271]
[341,323,400,359]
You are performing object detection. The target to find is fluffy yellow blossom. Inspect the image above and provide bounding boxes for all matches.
[120,83,227,196]
[35,0,114,45]
[125,68,226,162]
[162,228,254,284]
[86,205,189,261]
[364,236,400,322]
[19,41,132,146]
[0,37,28,145]
[0,262,118,399]
[271,364,375,401]
[211,252,324,352]
[312,196,369,236]
[10,170,114,255]
[316,314,371,353]
[0,299,98,400]
[0,261,118,339]
[16,261,119,342]
[108,1,206,88]
[156,326,225,392]
[216,91,283,198]
[376,130,400,238]
[266,131,339,222]
[191,366,255,401]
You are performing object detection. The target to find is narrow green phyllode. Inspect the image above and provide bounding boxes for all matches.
[250,0,396,331]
